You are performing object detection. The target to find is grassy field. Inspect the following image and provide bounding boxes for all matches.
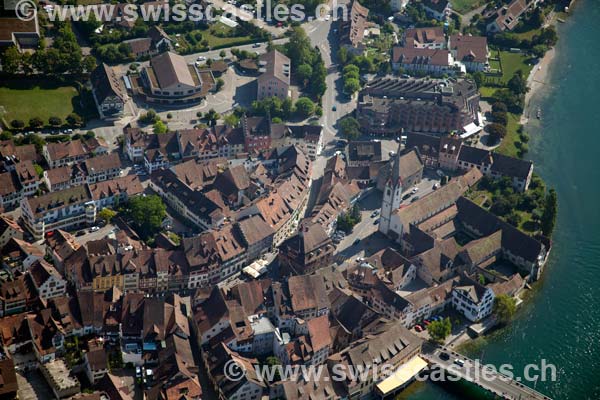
[0,81,80,125]
[495,112,522,158]
[451,0,484,14]
[498,51,534,83]
[479,86,498,99]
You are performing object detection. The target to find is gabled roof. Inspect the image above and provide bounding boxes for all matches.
[91,63,127,103]
[258,50,291,85]
[150,51,197,88]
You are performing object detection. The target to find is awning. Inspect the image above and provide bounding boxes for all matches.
[460,122,483,139]
[375,356,428,396]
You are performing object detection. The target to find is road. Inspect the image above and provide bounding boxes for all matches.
[422,344,552,400]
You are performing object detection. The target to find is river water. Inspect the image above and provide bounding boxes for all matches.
[403,1,600,399]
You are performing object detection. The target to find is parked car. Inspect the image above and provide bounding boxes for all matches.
[454,359,465,367]
[353,238,360,246]
[415,325,423,332]
[373,218,379,225]
[252,43,261,48]
[433,183,440,190]
[197,56,207,62]
[411,196,420,203]
[436,169,445,178]
[402,193,412,200]
[411,186,419,194]
[370,210,379,218]
[440,352,450,361]
[90,226,100,232]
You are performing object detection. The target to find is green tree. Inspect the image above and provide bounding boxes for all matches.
[1,46,21,74]
[66,113,83,126]
[297,63,313,85]
[49,116,62,127]
[153,120,168,134]
[224,113,240,127]
[339,116,360,140]
[98,208,117,223]
[294,97,315,118]
[540,188,557,236]
[493,294,517,324]
[216,78,225,91]
[82,55,97,73]
[29,117,44,128]
[472,71,485,88]
[508,70,528,95]
[427,318,452,343]
[126,195,166,240]
[219,49,226,59]
[487,123,507,142]
[343,78,361,95]
[10,120,25,129]
[33,163,44,178]
[204,109,220,126]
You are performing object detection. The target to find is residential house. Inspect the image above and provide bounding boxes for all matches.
[43,140,90,169]
[27,260,67,301]
[0,214,23,249]
[91,63,128,119]
[20,185,95,240]
[14,160,40,197]
[392,46,456,75]
[486,0,532,33]
[451,274,495,321]
[43,164,87,192]
[403,27,446,49]
[340,1,369,54]
[449,34,489,72]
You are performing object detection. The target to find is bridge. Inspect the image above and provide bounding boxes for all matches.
[421,343,552,400]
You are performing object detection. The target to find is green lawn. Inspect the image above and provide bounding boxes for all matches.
[0,82,80,125]
[180,22,253,51]
[479,86,498,99]
[495,112,522,158]
[451,0,484,14]
[498,51,534,83]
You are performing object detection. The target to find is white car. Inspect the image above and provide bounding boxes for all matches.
[325,14,330,21]
[90,226,100,232]
[411,186,419,194]
[197,56,207,62]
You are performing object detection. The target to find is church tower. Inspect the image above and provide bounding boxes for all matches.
[379,145,403,235]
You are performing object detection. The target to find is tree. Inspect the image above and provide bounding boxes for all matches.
[49,116,62,127]
[491,111,508,126]
[1,46,21,74]
[98,208,117,223]
[472,71,485,88]
[284,27,314,68]
[532,44,549,59]
[126,195,166,240]
[216,78,225,91]
[427,318,452,344]
[339,116,360,140]
[66,113,83,126]
[33,163,44,178]
[10,120,25,129]
[492,102,508,113]
[506,211,522,227]
[153,120,167,134]
[224,113,240,127]
[343,78,361,95]
[294,97,315,118]
[508,70,528,95]
[29,117,44,128]
[540,188,557,236]
[204,109,220,126]
[219,49,226,59]
[297,63,313,85]
[493,294,517,324]
[487,123,507,141]
[337,46,349,64]
[82,55,97,73]
[140,109,158,124]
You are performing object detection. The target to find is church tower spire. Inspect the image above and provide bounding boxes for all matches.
[379,143,403,235]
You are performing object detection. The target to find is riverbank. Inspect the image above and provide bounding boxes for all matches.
[521,46,555,124]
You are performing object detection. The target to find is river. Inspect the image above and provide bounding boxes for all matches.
[402,1,600,399]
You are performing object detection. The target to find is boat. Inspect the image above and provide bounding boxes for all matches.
[536,107,542,120]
